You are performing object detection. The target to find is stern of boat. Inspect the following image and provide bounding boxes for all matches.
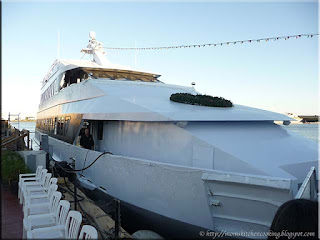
[201,167,317,237]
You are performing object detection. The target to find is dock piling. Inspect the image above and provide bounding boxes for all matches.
[114,198,121,239]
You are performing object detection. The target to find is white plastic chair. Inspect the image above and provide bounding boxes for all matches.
[24,191,61,219]
[20,169,48,204]
[25,177,57,200]
[19,166,43,198]
[24,184,58,208]
[25,173,52,194]
[19,166,43,184]
[27,210,82,239]
[23,200,70,238]
[21,172,51,205]
[18,166,44,201]
[64,210,83,239]
[79,225,98,239]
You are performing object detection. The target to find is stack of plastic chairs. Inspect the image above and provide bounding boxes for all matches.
[24,184,58,206]
[23,177,58,207]
[26,210,98,239]
[19,165,98,239]
[18,166,45,204]
[24,191,62,219]
[19,166,43,200]
[23,200,70,238]
[24,184,58,207]
[20,169,49,204]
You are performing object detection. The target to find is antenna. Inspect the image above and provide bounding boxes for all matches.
[134,40,137,69]
[57,28,60,58]
[81,31,110,66]
[89,31,96,40]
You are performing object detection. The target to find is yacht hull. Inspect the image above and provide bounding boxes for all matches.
[84,186,206,239]
[37,131,302,237]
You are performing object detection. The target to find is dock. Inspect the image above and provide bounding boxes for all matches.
[57,177,131,239]
[1,149,132,239]
[1,185,24,239]
[0,177,132,239]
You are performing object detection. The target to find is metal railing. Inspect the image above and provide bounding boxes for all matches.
[1,129,30,150]
[295,167,318,200]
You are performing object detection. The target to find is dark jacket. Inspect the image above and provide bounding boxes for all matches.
[80,134,94,149]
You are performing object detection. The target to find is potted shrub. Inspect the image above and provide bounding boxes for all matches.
[1,150,30,194]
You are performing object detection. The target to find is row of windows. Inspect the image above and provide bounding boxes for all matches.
[40,81,56,104]
[36,116,71,136]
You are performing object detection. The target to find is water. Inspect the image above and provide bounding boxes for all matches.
[9,121,39,150]
[10,121,36,133]
[281,123,319,142]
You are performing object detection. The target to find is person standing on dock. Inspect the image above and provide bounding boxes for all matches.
[80,128,94,150]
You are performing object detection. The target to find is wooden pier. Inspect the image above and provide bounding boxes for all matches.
[1,128,31,151]
[58,178,131,239]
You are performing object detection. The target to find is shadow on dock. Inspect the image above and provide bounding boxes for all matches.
[1,185,23,239]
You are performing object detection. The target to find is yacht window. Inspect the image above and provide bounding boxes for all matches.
[54,117,57,135]
[60,74,66,88]
[98,121,103,140]
[45,119,49,131]
[59,67,159,91]
[57,117,64,135]
[64,117,71,135]
[88,72,97,79]
[60,69,88,90]
[50,118,55,134]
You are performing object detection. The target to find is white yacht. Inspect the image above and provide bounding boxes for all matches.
[36,32,318,237]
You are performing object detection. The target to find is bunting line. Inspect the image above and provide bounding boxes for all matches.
[103,33,318,51]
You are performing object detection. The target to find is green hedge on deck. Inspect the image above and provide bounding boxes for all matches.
[1,150,30,185]
[170,93,233,108]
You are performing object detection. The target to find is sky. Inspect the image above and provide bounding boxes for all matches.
[2,1,319,119]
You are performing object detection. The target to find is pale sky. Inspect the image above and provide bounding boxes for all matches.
[2,1,319,119]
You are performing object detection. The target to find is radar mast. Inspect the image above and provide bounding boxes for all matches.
[81,31,110,66]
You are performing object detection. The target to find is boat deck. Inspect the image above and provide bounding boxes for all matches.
[1,185,23,239]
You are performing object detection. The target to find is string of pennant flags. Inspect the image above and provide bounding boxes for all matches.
[103,33,318,51]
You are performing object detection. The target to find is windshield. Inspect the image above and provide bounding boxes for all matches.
[60,67,159,90]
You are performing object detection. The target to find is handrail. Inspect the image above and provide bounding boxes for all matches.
[295,167,317,200]
[1,134,18,144]
[1,133,28,147]
[1,129,30,150]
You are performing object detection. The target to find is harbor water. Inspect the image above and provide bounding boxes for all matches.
[280,123,319,142]
[10,121,319,143]
[10,121,39,150]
